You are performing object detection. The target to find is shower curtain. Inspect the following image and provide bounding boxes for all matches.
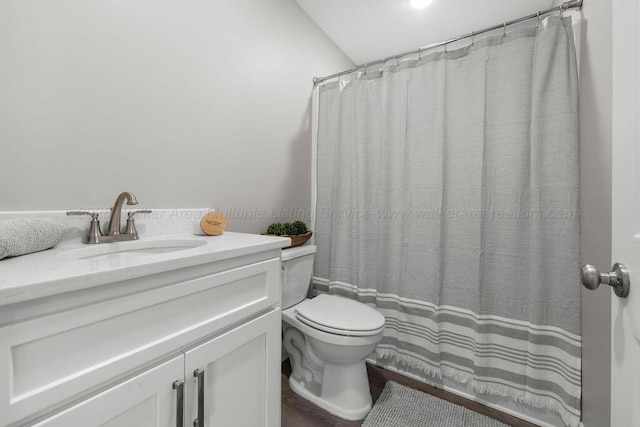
[314,16,580,427]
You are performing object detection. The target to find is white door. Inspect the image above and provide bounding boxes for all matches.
[183,309,281,427]
[611,0,640,426]
[33,356,184,427]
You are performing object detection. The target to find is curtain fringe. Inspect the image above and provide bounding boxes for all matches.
[375,349,580,427]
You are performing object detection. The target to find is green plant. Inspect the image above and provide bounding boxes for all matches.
[284,223,297,236]
[291,220,308,234]
[266,223,286,236]
[266,221,308,236]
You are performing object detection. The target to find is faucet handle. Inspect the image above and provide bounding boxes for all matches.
[125,210,152,239]
[66,211,103,243]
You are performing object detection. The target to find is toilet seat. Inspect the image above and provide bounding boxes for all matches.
[294,294,385,337]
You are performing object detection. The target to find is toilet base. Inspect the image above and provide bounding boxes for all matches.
[288,367,372,421]
[282,300,383,421]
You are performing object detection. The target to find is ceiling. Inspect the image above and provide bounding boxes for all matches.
[294,0,554,66]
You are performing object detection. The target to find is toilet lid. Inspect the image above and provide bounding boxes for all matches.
[294,294,385,336]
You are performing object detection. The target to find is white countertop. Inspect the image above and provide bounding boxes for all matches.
[0,232,290,307]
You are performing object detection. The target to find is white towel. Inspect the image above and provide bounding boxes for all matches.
[0,218,67,260]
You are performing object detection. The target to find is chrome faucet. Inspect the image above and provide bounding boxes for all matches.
[107,191,138,236]
[67,191,151,244]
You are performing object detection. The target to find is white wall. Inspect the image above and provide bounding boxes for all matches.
[571,1,612,426]
[0,0,353,233]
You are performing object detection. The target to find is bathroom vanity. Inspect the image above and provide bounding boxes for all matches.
[0,231,289,427]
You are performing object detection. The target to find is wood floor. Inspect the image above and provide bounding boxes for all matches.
[281,360,539,427]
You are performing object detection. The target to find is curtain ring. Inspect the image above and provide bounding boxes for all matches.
[537,11,541,28]
[396,55,400,67]
[444,43,448,54]
[471,31,475,47]
[560,5,565,18]
[418,47,423,60]
[363,64,368,77]
[503,22,507,37]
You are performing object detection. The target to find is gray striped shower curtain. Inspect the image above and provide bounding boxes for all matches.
[313,16,580,427]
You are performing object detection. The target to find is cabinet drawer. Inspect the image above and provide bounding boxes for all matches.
[0,258,281,426]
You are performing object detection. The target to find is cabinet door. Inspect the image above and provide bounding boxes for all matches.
[33,356,184,427]
[184,309,281,427]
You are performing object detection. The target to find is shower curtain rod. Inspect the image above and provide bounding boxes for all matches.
[313,0,583,86]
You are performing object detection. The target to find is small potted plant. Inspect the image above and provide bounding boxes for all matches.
[262,220,312,248]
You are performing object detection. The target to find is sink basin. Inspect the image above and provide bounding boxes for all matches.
[58,238,207,261]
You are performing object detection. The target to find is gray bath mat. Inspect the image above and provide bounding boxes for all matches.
[362,381,509,427]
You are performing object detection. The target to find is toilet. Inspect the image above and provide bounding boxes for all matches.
[281,244,385,421]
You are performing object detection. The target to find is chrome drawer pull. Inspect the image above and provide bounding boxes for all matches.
[193,369,205,427]
[172,380,184,427]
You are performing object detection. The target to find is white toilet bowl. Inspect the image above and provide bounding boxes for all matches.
[282,293,385,420]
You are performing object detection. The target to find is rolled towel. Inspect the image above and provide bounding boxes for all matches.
[0,218,68,260]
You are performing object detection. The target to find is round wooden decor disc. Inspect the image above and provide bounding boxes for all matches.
[200,212,227,236]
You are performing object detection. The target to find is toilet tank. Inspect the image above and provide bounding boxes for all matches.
[281,244,317,309]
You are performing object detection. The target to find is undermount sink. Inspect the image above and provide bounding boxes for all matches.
[57,238,207,261]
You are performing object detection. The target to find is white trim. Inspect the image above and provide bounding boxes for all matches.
[611,0,640,425]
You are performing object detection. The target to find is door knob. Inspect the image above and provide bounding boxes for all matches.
[580,263,630,298]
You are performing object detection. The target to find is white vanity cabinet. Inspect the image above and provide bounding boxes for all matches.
[32,310,281,427]
[0,237,286,427]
